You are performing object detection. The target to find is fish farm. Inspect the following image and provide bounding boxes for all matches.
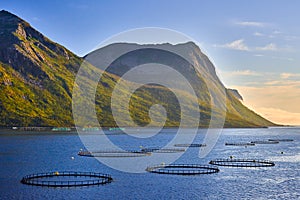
[174,144,207,147]
[268,139,294,142]
[78,150,151,157]
[250,140,279,144]
[225,142,255,146]
[209,159,275,167]
[20,171,113,187]
[140,147,186,153]
[146,164,219,175]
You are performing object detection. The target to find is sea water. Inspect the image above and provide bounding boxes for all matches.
[0,128,299,199]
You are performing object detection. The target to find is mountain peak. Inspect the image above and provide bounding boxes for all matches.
[0,10,77,82]
[0,10,15,16]
[0,10,27,24]
[0,10,30,38]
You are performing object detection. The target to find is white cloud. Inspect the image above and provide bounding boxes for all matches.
[218,70,262,84]
[253,79,300,87]
[284,35,300,41]
[253,54,264,57]
[252,30,299,43]
[280,73,300,79]
[214,38,291,53]
[272,30,281,34]
[280,73,293,79]
[216,39,250,51]
[256,43,278,51]
[235,21,265,27]
[271,56,294,61]
[253,32,264,36]
[230,70,261,76]
[264,80,282,85]
[249,28,299,46]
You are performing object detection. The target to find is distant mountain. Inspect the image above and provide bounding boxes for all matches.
[85,42,275,127]
[0,10,276,127]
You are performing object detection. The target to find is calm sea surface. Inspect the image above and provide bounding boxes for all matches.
[0,128,299,200]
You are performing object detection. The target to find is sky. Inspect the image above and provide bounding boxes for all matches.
[2,0,300,125]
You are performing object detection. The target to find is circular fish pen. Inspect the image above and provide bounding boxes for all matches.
[225,142,255,146]
[268,139,294,142]
[20,171,112,187]
[140,147,185,153]
[78,150,151,157]
[146,164,219,175]
[174,143,206,147]
[250,140,279,144]
[209,159,275,167]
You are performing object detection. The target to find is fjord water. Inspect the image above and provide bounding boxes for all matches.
[0,128,299,199]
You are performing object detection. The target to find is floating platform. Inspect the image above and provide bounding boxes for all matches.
[268,139,294,142]
[20,171,112,187]
[174,144,207,147]
[82,127,99,131]
[51,127,71,132]
[78,150,151,157]
[140,147,185,153]
[146,164,219,175]
[225,142,255,146]
[209,159,275,167]
[250,140,279,144]
[19,127,50,131]
[109,127,125,131]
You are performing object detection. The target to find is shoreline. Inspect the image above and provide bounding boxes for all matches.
[0,125,295,134]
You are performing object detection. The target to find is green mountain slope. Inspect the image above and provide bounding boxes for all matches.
[0,10,276,128]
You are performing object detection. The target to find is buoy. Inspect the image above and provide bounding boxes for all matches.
[54,171,59,175]
[281,151,284,154]
[71,156,74,160]
[230,156,233,159]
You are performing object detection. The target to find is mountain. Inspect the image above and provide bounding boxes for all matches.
[0,10,276,128]
[228,89,243,101]
[0,10,81,126]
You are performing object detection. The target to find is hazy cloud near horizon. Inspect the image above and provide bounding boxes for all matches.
[218,70,300,125]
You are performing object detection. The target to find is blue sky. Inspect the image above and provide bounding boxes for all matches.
[2,0,300,124]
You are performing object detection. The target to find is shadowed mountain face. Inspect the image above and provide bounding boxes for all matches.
[0,10,275,127]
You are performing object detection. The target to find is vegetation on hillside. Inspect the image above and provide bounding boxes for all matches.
[0,10,276,128]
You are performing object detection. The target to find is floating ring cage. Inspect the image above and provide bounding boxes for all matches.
[146,164,219,175]
[268,139,294,142]
[174,144,206,147]
[78,150,151,157]
[225,142,255,146]
[21,171,112,187]
[250,140,279,144]
[141,148,185,153]
[209,159,275,167]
